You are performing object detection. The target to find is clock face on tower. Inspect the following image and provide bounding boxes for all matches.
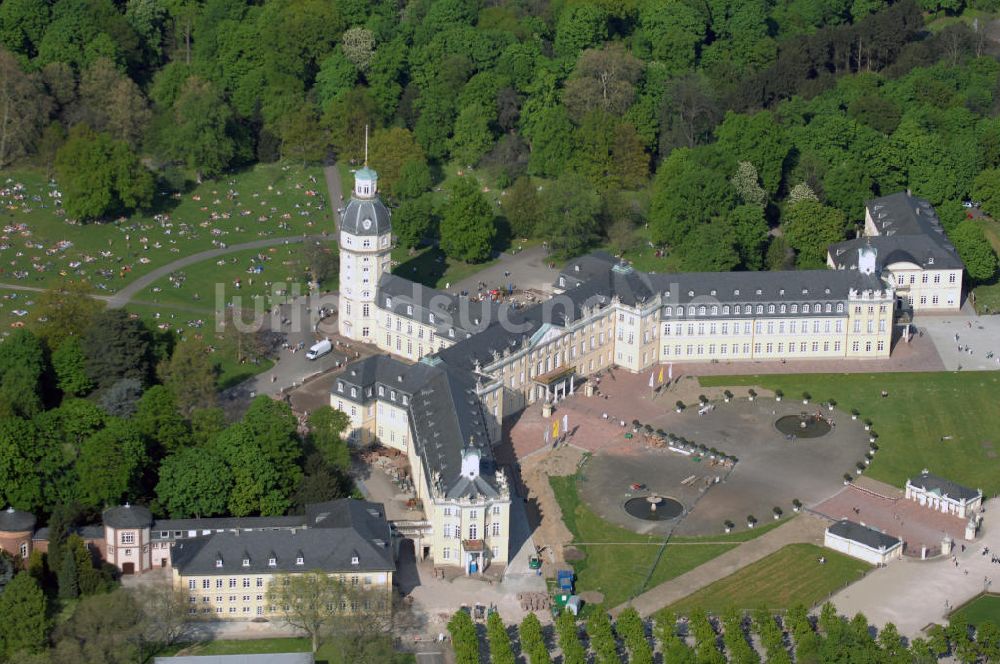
[362,218,372,230]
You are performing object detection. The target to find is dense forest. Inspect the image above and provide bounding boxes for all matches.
[2,0,1000,273]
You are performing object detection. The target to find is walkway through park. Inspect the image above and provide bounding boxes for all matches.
[611,513,829,618]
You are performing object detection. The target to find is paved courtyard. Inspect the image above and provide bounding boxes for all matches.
[918,310,1000,371]
[511,370,871,537]
[814,480,969,556]
[829,498,1000,638]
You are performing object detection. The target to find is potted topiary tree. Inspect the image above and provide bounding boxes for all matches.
[772,506,783,520]
[724,390,733,403]
[774,389,783,402]
[869,441,879,454]
[632,419,641,432]
[802,391,811,405]
[856,462,865,475]
[827,399,837,411]
[748,389,757,402]
[869,431,878,444]
[675,400,685,413]
[863,418,872,431]
[698,394,709,406]
[792,499,802,513]
[747,515,757,529]
[844,473,853,485]
[724,520,735,533]
[850,408,859,420]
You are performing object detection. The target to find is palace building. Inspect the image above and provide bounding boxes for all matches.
[0,500,394,621]
[333,165,966,573]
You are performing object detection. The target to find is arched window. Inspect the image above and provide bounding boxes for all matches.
[698,305,706,315]
[779,304,786,314]
[710,305,718,315]
[756,305,763,314]
[767,304,775,314]
[665,306,673,316]
[836,303,844,313]
[722,305,730,315]
[803,304,810,313]
[688,306,696,316]
[825,303,832,313]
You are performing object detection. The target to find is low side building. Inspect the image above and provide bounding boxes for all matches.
[825,519,903,565]
[905,470,982,519]
[170,509,394,621]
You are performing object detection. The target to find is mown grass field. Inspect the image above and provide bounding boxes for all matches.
[0,164,328,290]
[662,543,871,615]
[548,475,790,608]
[159,636,414,663]
[951,593,1000,628]
[700,372,1000,495]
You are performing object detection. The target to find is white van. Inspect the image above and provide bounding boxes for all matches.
[305,338,332,360]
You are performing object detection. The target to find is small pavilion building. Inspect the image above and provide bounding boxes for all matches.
[905,470,982,519]
[825,519,903,565]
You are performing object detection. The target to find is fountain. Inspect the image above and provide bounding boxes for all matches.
[775,412,832,438]
[624,494,683,521]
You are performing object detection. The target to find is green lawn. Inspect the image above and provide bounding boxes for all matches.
[138,243,321,310]
[161,636,415,663]
[661,543,871,615]
[0,162,327,300]
[547,474,790,608]
[950,593,1000,628]
[699,372,1000,494]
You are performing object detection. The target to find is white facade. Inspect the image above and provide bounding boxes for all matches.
[825,526,903,566]
[338,167,392,343]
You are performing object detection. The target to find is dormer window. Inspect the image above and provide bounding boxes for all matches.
[296,556,304,566]
[407,305,413,316]
[350,387,357,398]
[429,313,435,324]
[351,556,359,566]
[268,557,276,567]
[215,557,224,568]
[242,557,250,567]
[928,257,935,265]
[337,382,344,393]
[448,328,455,338]
[386,297,392,308]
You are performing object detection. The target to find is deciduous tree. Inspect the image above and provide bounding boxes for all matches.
[439,177,496,263]
[156,446,233,518]
[783,200,847,268]
[0,46,51,167]
[538,173,601,258]
[951,220,998,283]
[158,338,218,416]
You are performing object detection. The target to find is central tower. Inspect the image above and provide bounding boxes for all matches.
[338,164,392,342]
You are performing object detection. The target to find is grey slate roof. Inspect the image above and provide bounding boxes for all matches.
[170,501,394,575]
[909,471,980,502]
[845,192,964,270]
[152,515,305,535]
[332,354,501,499]
[340,196,390,237]
[408,362,500,500]
[827,519,901,550]
[829,236,963,271]
[103,504,153,529]
[0,507,35,532]
[333,354,438,405]
[378,274,499,339]
[155,653,313,663]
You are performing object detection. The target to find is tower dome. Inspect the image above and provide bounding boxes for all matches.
[340,167,391,237]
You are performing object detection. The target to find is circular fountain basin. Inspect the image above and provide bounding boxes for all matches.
[624,496,683,521]
[775,414,831,438]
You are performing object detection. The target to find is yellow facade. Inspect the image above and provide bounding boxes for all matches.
[172,569,392,620]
